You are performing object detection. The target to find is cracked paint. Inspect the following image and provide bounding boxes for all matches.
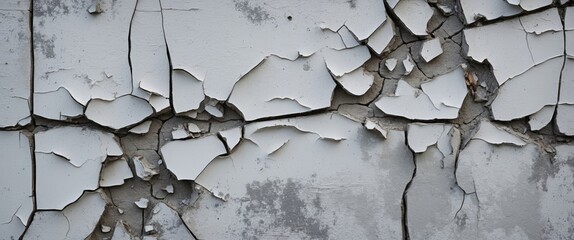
[1,0,574,239]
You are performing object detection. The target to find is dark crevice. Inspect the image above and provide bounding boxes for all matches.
[552,6,568,133]
[127,1,138,96]
[401,131,417,240]
[158,0,176,117]
[463,3,559,28]
[20,1,36,238]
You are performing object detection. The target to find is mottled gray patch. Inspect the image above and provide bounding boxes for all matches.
[347,0,357,8]
[17,32,26,41]
[33,32,56,58]
[241,179,329,239]
[234,0,272,24]
[456,212,467,229]
[33,0,71,17]
[303,62,311,71]
[357,129,379,162]
[527,150,571,192]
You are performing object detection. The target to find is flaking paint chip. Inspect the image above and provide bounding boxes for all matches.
[472,120,526,146]
[135,198,150,209]
[420,38,443,62]
[392,0,433,36]
[160,135,227,181]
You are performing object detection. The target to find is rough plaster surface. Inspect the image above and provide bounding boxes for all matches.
[1,0,574,239]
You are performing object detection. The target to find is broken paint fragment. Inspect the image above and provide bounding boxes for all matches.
[129,121,153,135]
[323,46,371,77]
[528,105,555,131]
[392,0,433,36]
[35,126,122,167]
[420,67,468,109]
[135,198,150,209]
[171,69,205,114]
[218,127,243,152]
[133,155,160,181]
[228,54,336,121]
[407,123,450,153]
[420,38,442,62]
[472,120,526,146]
[100,158,134,187]
[34,88,84,121]
[334,67,375,96]
[375,80,460,120]
[85,95,154,130]
[403,54,415,75]
[367,18,395,55]
[385,58,398,71]
[160,135,227,181]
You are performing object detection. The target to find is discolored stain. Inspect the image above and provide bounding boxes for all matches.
[347,0,357,8]
[241,179,329,239]
[303,62,311,71]
[33,32,56,58]
[234,0,272,24]
[33,0,71,17]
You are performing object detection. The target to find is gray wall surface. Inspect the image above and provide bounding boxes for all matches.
[1,0,573,239]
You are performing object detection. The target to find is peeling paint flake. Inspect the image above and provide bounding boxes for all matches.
[218,126,243,152]
[323,46,371,77]
[375,71,465,120]
[160,134,227,181]
[407,123,450,153]
[472,120,526,146]
[391,0,433,36]
[35,126,122,167]
[334,67,375,96]
[367,18,395,55]
[34,87,83,121]
[85,95,154,130]
[420,67,467,109]
[420,38,442,62]
[100,158,134,187]
[228,54,336,121]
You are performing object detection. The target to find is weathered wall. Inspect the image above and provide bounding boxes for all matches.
[1,0,574,239]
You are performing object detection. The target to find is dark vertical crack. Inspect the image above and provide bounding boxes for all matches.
[518,19,536,64]
[28,0,35,126]
[20,1,36,238]
[552,6,568,131]
[127,0,138,96]
[158,0,175,116]
[401,132,417,240]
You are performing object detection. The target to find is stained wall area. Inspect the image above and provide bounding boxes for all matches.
[1,0,574,239]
